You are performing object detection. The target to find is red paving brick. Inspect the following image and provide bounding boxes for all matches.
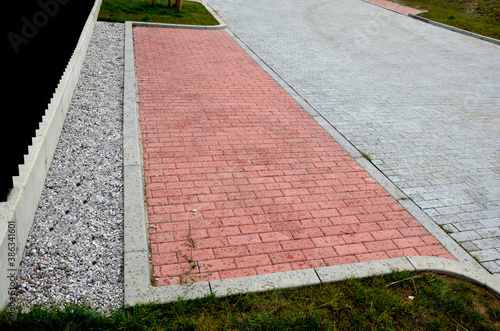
[363,0,423,15]
[134,27,455,286]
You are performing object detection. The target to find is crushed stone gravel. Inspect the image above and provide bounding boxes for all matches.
[12,21,125,313]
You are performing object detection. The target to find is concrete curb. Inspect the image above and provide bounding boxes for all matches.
[409,14,500,46]
[123,0,226,306]
[130,22,225,30]
[123,11,500,306]
[0,0,103,310]
[123,19,153,307]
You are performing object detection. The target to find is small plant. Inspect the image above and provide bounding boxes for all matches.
[489,307,500,321]
[180,237,198,282]
[174,230,213,284]
[360,151,372,161]
[176,230,200,284]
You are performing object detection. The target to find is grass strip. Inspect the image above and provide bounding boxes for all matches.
[2,271,500,330]
[397,0,500,39]
[98,0,219,25]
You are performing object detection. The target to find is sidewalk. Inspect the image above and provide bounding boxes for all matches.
[133,27,454,287]
[205,0,500,277]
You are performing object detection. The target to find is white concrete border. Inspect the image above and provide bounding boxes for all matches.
[123,2,500,307]
[0,0,103,310]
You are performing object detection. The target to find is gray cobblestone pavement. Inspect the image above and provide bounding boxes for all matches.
[206,0,500,276]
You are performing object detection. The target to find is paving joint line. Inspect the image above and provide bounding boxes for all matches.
[122,6,500,305]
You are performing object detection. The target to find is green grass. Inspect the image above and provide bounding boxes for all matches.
[2,271,500,330]
[396,0,500,39]
[98,0,219,25]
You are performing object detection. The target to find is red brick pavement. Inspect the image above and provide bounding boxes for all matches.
[134,27,454,286]
[363,0,423,15]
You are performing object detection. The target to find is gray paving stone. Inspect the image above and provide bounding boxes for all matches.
[434,205,463,216]
[476,227,500,239]
[456,203,482,213]
[481,261,500,273]
[401,187,427,195]
[424,209,440,217]
[433,214,462,225]
[470,249,500,262]
[479,218,500,228]
[450,230,482,242]
[206,0,500,276]
[460,241,480,252]
[441,224,458,234]
[473,238,500,250]
[454,221,484,232]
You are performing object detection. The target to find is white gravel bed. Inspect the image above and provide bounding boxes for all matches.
[12,21,125,313]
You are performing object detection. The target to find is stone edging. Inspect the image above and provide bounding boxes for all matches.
[409,14,500,46]
[0,0,103,310]
[123,3,499,306]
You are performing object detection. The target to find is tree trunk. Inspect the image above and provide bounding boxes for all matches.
[167,0,173,9]
[176,0,182,11]
[152,0,156,7]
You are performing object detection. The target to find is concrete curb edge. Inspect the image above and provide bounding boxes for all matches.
[409,14,500,46]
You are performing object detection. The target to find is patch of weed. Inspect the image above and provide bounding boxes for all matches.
[2,271,500,330]
[98,0,219,25]
[395,0,500,39]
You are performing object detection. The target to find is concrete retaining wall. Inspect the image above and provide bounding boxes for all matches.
[0,0,103,311]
